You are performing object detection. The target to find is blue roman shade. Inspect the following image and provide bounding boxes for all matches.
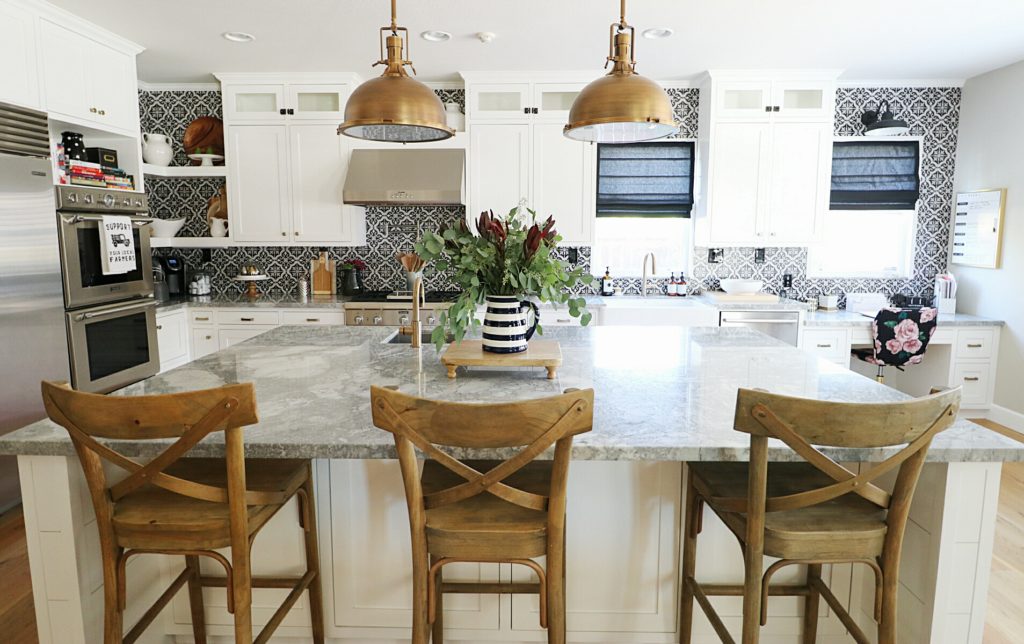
[830,140,920,210]
[596,142,694,217]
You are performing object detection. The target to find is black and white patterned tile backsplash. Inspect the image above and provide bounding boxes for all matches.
[142,85,959,303]
[138,90,223,166]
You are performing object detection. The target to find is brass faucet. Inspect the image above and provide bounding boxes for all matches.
[641,252,657,297]
[410,275,424,348]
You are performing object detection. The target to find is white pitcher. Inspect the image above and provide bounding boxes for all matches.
[141,133,173,166]
[209,218,228,238]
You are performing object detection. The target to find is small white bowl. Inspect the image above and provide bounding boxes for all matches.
[720,279,764,294]
[150,218,186,237]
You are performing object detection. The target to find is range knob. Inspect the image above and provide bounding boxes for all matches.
[373,315,383,325]
[134,199,144,208]
[102,194,115,208]
[122,197,132,207]
[67,193,78,203]
[83,194,94,205]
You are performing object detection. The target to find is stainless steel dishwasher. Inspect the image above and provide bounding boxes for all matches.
[719,310,801,346]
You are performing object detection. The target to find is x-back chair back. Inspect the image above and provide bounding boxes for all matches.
[682,386,961,644]
[370,384,594,644]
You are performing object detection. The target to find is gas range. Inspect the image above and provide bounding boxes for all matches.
[344,290,460,327]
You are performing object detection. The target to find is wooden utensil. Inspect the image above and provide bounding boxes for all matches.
[397,252,425,273]
[311,252,336,295]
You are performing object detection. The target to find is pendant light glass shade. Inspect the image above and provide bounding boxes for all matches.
[564,1,678,143]
[339,0,453,143]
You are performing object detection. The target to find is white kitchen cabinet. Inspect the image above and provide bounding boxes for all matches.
[511,461,682,634]
[155,309,189,372]
[223,82,348,122]
[218,326,276,350]
[532,83,584,122]
[469,121,594,245]
[227,125,292,242]
[467,83,532,121]
[190,327,218,359]
[289,123,365,244]
[696,71,838,247]
[531,122,594,245]
[38,17,139,133]
[469,123,531,220]
[706,122,770,245]
[228,123,365,245]
[0,1,40,109]
[599,300,720,326]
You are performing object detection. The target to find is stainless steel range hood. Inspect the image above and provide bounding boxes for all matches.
[343,149,465,206]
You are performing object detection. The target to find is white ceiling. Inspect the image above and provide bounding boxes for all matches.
[49,0,1024,84]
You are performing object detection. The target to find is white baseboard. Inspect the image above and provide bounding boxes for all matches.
[986,404,1024,432]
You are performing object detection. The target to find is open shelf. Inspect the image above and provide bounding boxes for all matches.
[150,237,232,248]
[143,163,228,178]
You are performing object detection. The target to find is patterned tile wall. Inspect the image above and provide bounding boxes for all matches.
[688,87,962,304]
[138,90,223,166]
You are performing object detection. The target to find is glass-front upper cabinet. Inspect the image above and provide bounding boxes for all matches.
[467,83,531,121]
[286,84,348,120]
[770,80,834,121]
[532,83,583,122]
[223,84,348,121]
[223,84,285,121]
[714,81,773,120]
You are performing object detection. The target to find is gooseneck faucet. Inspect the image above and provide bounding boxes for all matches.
[641,252,657,297]
[410,275,424,348]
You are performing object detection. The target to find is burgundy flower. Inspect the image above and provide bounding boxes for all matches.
[478,210,493,239]
[524,224,542,260]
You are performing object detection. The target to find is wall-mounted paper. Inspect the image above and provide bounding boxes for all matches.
[951,188,1006,269]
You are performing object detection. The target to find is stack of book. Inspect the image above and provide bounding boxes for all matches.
[67,160,136,191]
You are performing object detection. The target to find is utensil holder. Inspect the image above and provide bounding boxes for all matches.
[936,297,956,316]
[405,271,423,291]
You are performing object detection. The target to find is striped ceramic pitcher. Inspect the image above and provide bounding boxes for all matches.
[482,295,539,354]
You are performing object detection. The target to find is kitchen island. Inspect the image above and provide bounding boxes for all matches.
[3,326,1019,643]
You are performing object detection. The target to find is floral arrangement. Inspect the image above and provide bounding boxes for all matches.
[415,208,594,350]
[340,258,367,271]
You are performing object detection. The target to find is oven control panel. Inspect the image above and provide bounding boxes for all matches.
[55,186,148,213]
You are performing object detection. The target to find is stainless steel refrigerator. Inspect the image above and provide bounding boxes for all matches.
[0,103,69,511]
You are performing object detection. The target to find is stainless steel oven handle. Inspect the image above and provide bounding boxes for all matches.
[62,214,152,226]
[75,300,157,321]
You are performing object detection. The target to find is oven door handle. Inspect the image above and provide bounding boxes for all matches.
[75,300,157,321]
[62,214,152,226]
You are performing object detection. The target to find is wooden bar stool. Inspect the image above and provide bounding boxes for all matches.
[370,385,594,644]
[40,381,325,644]
[679,386,961,644]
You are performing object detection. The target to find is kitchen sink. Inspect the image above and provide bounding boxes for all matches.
[382,330,450,345]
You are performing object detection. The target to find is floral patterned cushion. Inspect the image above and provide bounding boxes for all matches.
[858,307,938,368]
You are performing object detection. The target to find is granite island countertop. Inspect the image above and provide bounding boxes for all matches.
[2,325,1019,463]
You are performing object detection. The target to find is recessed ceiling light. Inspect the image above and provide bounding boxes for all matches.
[222,31,256,43]
[420,30,451,42]
[642,27,674,39]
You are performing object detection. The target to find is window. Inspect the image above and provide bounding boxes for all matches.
[591,142,694,276]
[810,139,921,278]
[830,140,920,209]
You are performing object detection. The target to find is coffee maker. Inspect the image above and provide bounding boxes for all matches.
[157,255,187,297]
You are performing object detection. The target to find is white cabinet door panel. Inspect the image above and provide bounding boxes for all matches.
[87,41,137,132]
[191,327,218,359]
[511,461,681,634]
[289,123,358,244]
[766,122,830,244]
[228,126,291,242]
[38,19,90,119]
[708,122,770,244]
[469,123,531,224]
[532,122,594,245]
[155,310,188,370]
[0,2,40,109]
[327,460,501,629]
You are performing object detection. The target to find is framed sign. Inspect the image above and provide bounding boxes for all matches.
[951,188,1006,269]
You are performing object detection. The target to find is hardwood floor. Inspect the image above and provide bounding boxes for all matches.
[0,507,36,644]
[0,423,1019,643]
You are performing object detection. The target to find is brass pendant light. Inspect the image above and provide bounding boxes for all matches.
[564,0,678,143]
[338,0,454,143]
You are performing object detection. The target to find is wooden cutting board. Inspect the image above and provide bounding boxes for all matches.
[310,252,336,295]
[441,340,562,379]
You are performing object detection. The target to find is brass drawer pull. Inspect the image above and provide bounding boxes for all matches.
[963,376,980,382]
[205,335,212,340]
[240,317,255,322]
[306,318,320,322]
[966,343,983,348]
[195,316,210,321]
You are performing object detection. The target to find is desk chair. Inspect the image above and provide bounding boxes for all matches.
[853,307,938,382]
